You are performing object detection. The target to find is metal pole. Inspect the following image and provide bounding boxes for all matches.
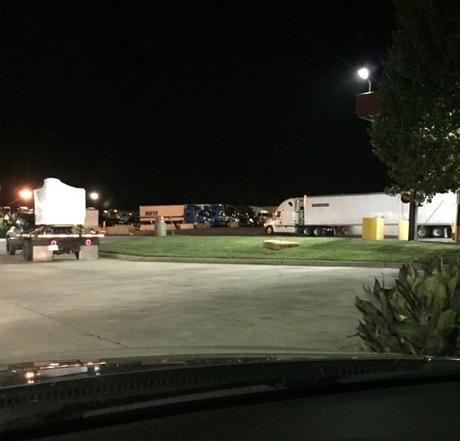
[303,194,308,226]
[408,194,418,241]
[456,190,460,243]
[368,79,372,93]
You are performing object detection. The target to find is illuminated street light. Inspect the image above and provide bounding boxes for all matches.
[357,67,369,79]
[357,67,372,92]
[89,192,100,201]
[18,188,33,201]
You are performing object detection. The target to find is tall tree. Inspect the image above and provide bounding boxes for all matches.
[371,0,460,240]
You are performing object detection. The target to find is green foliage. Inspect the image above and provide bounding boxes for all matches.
[0,219,8,238]
[355,257,460,356]
[371,0,460,200]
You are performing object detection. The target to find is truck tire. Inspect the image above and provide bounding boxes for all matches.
[313,227,323,237]
[417,225,431,239]
[302,227,312,236]
[23,240,33,261]
[431,226,444,238]
[6,239,16,255]
[265,226,274,235]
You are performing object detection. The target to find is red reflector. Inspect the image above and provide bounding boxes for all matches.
[85,239,92,246]
[50,240,57,246]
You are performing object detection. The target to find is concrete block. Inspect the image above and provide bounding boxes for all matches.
[263,240,300,250]
[195,222,211,229]
[140,224,155,231]
[32,245,54,262]
[106,225,135,235]
[178,223,195,230]
[79,245,99,260]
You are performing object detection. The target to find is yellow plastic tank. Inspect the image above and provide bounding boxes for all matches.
[398,220,409,241]
[362,217,384,240]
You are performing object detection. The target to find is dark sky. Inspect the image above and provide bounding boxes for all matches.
[1,1,394,208]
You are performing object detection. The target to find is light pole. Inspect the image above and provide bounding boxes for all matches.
[357,67,372,92]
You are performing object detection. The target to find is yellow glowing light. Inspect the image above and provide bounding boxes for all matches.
[24,371,35,380]
[89,192,100,201]
[19,188,33,201]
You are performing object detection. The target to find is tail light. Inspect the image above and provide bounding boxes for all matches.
[85,239,92,246]
[50,240,57,246]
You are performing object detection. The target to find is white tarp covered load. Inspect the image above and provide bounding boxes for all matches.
[34,178,86,225]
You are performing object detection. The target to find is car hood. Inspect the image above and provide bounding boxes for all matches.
[2,349,459,388]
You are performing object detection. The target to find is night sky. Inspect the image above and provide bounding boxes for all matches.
[1,2,394,209]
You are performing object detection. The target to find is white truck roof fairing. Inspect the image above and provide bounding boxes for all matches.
[34,178,86,225]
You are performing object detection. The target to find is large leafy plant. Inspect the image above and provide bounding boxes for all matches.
[355,257,460,356]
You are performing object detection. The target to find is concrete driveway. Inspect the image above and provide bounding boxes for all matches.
[0,239,397,363]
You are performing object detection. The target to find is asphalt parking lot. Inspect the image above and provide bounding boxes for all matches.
[0,239,396,363]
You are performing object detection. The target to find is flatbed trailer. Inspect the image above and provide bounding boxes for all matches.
[6,178,104,261]
[20,226,103,261]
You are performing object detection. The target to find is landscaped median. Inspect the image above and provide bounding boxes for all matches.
[100,236,460,265]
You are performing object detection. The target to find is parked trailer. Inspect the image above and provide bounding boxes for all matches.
[264,192,457,238]
[139,205,186,228]
[139,205,209,229]
[139,204,238,228]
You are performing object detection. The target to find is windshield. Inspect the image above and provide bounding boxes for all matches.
[1,0,459,396]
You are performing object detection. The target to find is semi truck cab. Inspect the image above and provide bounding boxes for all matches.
[264,198,300,234]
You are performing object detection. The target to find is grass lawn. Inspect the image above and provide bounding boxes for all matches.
[100,236,460,263]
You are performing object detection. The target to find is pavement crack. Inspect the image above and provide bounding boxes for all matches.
[0,299,130,349]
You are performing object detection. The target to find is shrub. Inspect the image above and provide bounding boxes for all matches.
[0,221,8,238]
[355,257,460,356]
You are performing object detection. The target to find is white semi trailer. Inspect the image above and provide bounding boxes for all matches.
[264,192,457,238]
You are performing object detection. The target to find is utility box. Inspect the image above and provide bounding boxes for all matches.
[362,217,384,240]
[155,219,167,237]
[398,220,409,240]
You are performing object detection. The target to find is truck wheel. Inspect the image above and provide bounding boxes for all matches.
[313,227,323,237]
[265,226,274,235]
[417,226,431,239]
[431,227,444,238]
[6,239,16,255]
[23,241,33,261]
[333,227,344,236]
[303,227,312,236]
